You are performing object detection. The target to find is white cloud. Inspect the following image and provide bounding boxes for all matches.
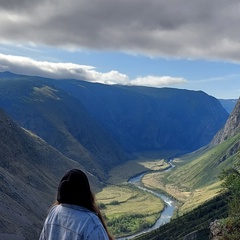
[0,0,240,62]
[131,76,187,87]
[0,54,187,87]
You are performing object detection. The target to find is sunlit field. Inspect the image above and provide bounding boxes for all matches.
[97,155,223,237]
[96,184,165,237]
[142,171,222,217]
[107,157,170,184]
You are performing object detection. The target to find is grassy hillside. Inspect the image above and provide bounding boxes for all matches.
[0,108,102,239]
[137,99,240,239]
[168,133,240,190]
[141,133,239,216]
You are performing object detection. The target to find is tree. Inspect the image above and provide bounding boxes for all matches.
[220,159,240,239]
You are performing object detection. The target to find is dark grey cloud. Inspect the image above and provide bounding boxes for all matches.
[1,0,240,61]
[0,0,39,9]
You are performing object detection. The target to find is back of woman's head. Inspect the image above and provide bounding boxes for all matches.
[56,168,115,239]
[57,169,93,209]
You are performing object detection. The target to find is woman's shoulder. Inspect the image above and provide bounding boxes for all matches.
[49,204,100,225]
[60,204,96,214]
[56,204,98,219]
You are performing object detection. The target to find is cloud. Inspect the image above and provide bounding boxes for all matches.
[0,54,187,87]
[131,76,186,87]
[0,0,240,62]
[189,73,240,84]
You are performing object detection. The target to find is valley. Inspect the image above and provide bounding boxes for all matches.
[96,130,240,238]
[96,157,172,238]
[0,72,239,239]
[96,155,211,238]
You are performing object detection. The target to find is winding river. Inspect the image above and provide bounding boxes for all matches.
[117,161,177,240]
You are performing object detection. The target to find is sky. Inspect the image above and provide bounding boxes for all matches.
[0,0,240,99]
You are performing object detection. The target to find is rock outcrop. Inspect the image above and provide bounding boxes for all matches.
[209,220,224,240]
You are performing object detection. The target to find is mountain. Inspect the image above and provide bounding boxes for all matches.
[55,79,229,153]
[219,99,238,114]
[133,100,240,240]
[0,71,234,239]
[211,97,240,145]
[0,71,229,177]
[0,73,128,180]
[164,98,240,204]
[0,108,100,240]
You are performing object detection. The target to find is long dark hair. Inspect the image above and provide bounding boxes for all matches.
[56,169,114,240]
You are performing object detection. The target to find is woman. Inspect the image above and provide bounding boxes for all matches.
[39,169,114,240]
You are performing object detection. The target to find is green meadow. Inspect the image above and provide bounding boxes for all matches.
[96,157,170,237]
[141,134,240,216]
[96,135,240,238]
[96,184,165,237]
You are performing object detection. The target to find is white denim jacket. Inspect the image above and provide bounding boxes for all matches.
[39,204,109,240]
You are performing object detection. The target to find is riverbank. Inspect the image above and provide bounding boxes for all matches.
[117,161,176,239]
[117,171,176,240]
[107,158,171,184]
[96,184,164,238]
[97,158,177,238]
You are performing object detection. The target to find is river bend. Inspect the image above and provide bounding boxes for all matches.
[118,162,176,240]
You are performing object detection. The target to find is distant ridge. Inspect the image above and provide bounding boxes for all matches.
[44,75,229,153]
[0,71,229,159]
[219,98,238,114]
[212,97,240,145]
